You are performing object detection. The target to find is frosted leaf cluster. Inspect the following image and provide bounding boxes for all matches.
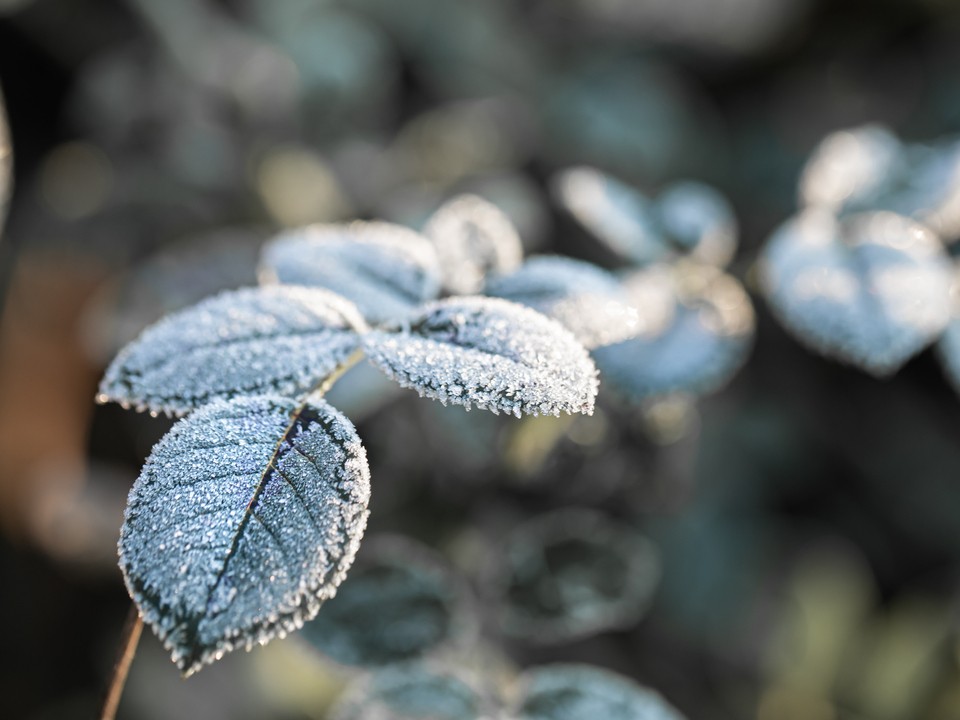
[363,296,599,417]
[799,124,960,242]
[98,285,367,416]
[118,395,371,676]
[761,210,953,375]
[423,193,524,295]
[260,221,442,324]
[516,665,687,720]
[485,255,643,349]
[553,166,737,267]
[329,663,490,720]
[594,262,755,399]
[0,86,10,238]
[300,536,476,667]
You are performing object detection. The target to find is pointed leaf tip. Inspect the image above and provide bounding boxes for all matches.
[118,394,371,675]
[363,296,599,417]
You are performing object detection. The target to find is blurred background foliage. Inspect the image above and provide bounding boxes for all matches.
[3,0,960,718]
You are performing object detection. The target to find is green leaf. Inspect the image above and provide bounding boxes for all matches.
[98,285,366,416]
[119,395,371,675]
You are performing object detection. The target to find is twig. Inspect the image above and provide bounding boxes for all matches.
[99,603,144,720]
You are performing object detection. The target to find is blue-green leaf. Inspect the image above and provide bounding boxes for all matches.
[761,210,953,375]
[494,509,660,643]
[330,663,490,720]
[423,193,523,295]
[654,181,737,267]
[260,221,442,325]
[300,537,477,667]
[484,256,642,349]
[593,263,754,399]
[119,394,370,676]
[515,665,686,720]
[98,285,366,416]
[363,297,599,417]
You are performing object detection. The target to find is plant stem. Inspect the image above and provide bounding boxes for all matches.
[99,603,144,720]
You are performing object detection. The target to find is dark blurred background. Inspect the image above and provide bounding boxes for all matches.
[2,0,960,718]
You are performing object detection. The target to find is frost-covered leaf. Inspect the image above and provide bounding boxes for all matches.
[260,221,442,325]
[515,665,686,720]
[553,167,662,264]
[484,256,645,349]
[593,262,754,400]
[799,124,903,212]
[119,395,371,675]
[99,285,366,416]
[299,536,477,667]
[363,296,599,417]
[760,210,953,375]
[554,167,737,267]
[423,194,523,294]
[329,663,491,720]
[494,509,660,643]
[0,86,11,238]
[799,125,960,242]
[654,181,737,268]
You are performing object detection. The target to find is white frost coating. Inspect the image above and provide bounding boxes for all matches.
[594,263,754,399]
[655,181,738,267]
[0,86,10,238]
[99,285,367,416]
[423,194,524,294]
[799,124,903,211]
[485,256,643,349]
[760,209,953,376]
[118,395,371,676]
[515,665,687,720]
[260,221,442,324]
[363,296,599,417]
[553,166,663,264]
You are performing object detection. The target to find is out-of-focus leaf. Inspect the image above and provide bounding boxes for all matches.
[484,256,644,349]
[593,262,754,399]
[99,286,366,416]
[423,194,523,295]
[299,537,477,667]
[329,663,491,720]
[260,222,442,325]
[514,664,686,720]
[119,395,371,676]
[363,297,599,417]
[936,261,960,395]
[494,509,660,643]
[760,210,952,375]
[554,168,737,267]
[800,125,960,242]
[0,85,10,238]
[655,181,738,267]
[799,124,904,213]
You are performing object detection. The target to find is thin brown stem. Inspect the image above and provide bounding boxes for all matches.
[99,603,144,720]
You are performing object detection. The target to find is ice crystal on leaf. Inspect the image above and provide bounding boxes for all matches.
[99,285,367,416]
[118,395,370,676]
[593,262,754,399]
[516,665,687,720]
[484,255,642,349]
[423,193,523,295]
[362,296,599,417]
[259,221,442,324]
[760,210,953,375]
